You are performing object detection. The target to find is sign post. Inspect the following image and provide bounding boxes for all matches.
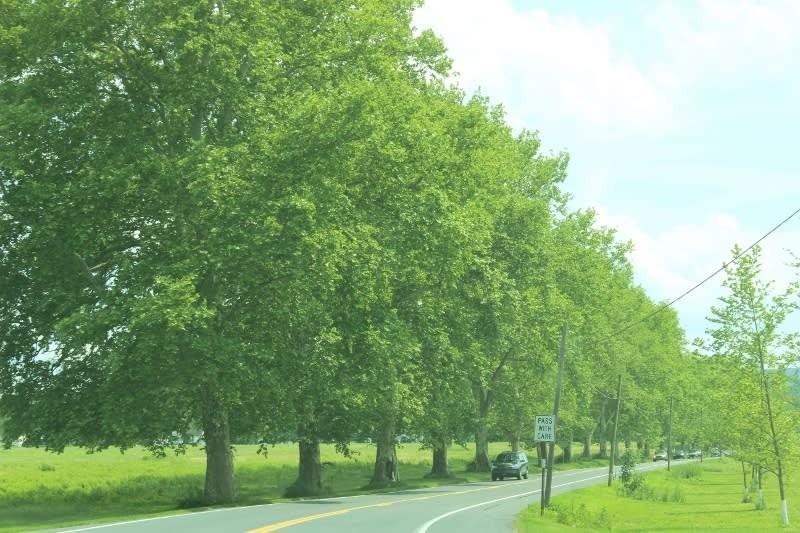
[535,414,556,515]
[538,441,547,516]
[544,323,568,505]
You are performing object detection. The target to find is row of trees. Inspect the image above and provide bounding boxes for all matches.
[634,243,799,526]
[2,0,795,512]
[689,245,799,525]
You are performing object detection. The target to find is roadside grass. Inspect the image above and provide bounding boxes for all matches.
[0,441,599,532]
[516,458,800,532]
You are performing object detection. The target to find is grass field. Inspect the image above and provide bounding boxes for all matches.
[516,457,800,532]
[0,441,604,532]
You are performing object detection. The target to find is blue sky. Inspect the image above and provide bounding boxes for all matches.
[414,0,800,342]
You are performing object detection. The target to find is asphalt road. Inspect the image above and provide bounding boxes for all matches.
[51,461,675,533]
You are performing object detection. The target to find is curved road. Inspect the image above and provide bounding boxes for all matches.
[51,462,674,533]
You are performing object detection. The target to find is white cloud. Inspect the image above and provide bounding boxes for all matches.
[415,0,800,139]
[595,207,800,340]
[413,0,676,136]
[579,169,611,207]
[649,0,800,84]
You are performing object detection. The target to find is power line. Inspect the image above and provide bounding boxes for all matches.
[611,205,800,338]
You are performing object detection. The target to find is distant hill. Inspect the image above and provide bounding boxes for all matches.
[785,367,800,401]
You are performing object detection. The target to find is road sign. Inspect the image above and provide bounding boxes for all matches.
[535,414,555,442]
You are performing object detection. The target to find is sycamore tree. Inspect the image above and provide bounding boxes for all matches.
[551,211,631,458]
[663,350,715,455]
[481,144,573,455]
[617,295,684,456]
[450,119,569,472]
[689,353,740,454]
[417,347,474,478]
[319,77,459,490]
[365,85,498,483]
[702,245,799,525]
[1,0,293,505]
[490,358,552,452]
[545,208,686,461]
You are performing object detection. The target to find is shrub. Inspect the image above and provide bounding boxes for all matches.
[551,502,612,529]
[617,449,653,500]
[671,464,702,480]
[671,486,685,503]
[619,450,637,485]
[177,488,206,509]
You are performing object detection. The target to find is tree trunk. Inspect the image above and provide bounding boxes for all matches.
[201,390,234,505]
[510,433,521,452]
[563,441,572,462]
[429,443,450,478]
[756,340,789,525]
[286,434,323,497]
[469,387,491,472]
[369,418,398,488]
[472,423,491,471]
[581,432,593,459]
[598,404,609,459]
[741,460,750,503]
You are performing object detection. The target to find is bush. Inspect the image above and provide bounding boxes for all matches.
[551,502,612,529]
[671,464,702,480]
[619,450,637,485]
[617,449,651,499]
[177,488,206,509]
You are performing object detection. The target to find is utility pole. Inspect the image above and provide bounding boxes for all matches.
[538,441,547,516]
[544,323,567,505]
[608,374,622,486]
[667,397,673,471]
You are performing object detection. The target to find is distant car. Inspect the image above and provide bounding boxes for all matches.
[673,450,686,459]
[710,448,721,457]
[688,450,702,459]
[653,450,668,461]
[491,451,529,481]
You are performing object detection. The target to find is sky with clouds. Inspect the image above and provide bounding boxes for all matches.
[413,0,800,343]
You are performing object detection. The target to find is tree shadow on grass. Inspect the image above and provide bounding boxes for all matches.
[0,473,211,531]
[664,508,761,516]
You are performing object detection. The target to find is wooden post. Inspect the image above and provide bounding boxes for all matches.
[539,441,547,516]
[667,397,673,471]
[608,374,622,486]
[544,323,567,505]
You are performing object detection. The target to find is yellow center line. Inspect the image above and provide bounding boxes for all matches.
[248,482,510,532]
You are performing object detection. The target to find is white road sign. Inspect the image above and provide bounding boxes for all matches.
[535,414,555,442]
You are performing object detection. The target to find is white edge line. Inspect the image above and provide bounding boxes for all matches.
[414,472,609,533]
[52,491,373,531]
[56,504,273,532]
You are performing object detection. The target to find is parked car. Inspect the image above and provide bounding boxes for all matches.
[491,451,529,481]
[397,434,417,443]
[688,450,702,459]
[673,449,686,459]
[653,450,668,461]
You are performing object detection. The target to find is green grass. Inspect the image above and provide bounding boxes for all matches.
[0,441,602,532]
[516,458,800,532]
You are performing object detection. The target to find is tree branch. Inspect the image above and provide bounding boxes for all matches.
[72,251,104,295]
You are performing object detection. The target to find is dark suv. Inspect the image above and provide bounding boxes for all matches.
[491,451,529,480]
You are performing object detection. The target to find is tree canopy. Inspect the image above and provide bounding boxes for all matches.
[3,0,776,506]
